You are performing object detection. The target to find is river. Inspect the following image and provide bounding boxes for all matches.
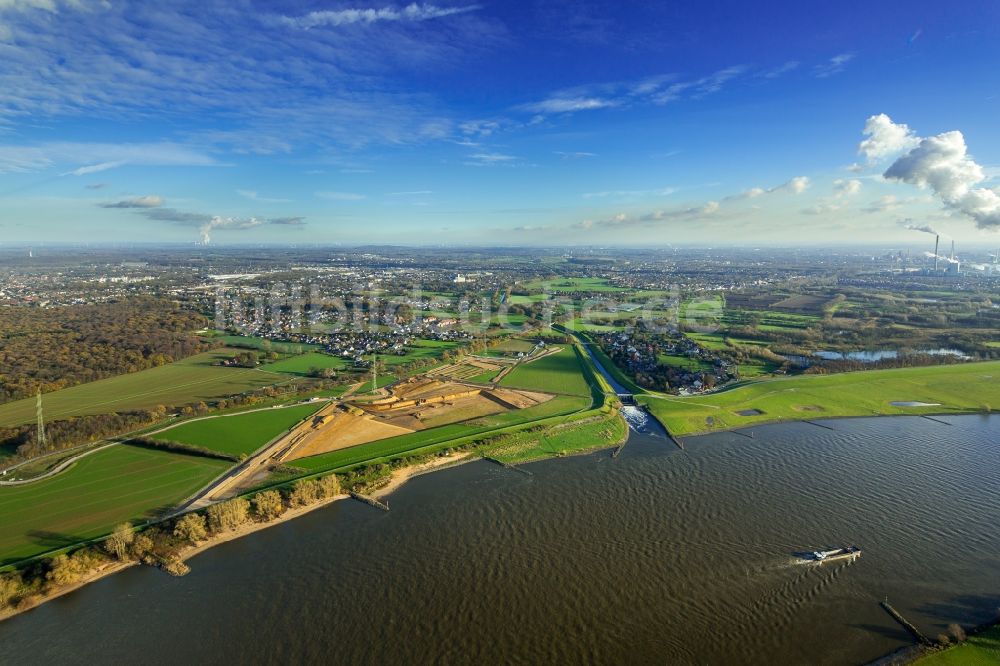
[1,414,999,665]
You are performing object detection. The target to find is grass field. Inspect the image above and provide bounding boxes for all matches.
[488,338,538,354]
[567,317,627,332]
[150,403,323,456]
[479,412,627,463]
[217,334,322,354]
[380,339,459,366]
[524,277,629,293]
[500,346,592,396]
[916,626,1000,665]
[657,353,714,372]
[0,349,286,428]
[265,352,350,376]
[0,445,230,565]
[638,361,1000,436]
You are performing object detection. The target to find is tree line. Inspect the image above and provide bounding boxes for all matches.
[0,298,216,403]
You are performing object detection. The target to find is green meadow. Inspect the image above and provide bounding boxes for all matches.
[0,349,285,428]
[915,625,1000,665]
[265,352,350,376]
[479,412,627,464]
[500,346,592,396]
[150,402,323,456]
[0,445,229,566]
[216,334,322,354]
[638,361,1000,436]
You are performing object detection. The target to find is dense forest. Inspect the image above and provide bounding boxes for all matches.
[0,299,215,403]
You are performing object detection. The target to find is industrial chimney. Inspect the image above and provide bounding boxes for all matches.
[934,235,939,272]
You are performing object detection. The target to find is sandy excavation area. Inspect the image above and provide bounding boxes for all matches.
[280,378,555,461]
[282,403,415,461]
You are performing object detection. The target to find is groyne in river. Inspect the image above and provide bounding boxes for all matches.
[1,414,998,665]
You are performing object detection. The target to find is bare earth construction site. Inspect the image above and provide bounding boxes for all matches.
[281,379,554,462]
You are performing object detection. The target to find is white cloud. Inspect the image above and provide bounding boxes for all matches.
[520,97,617,114]
[833,178,862,197]
[862,194,899,214]
[274,3,480,30]
[883,126,1000,229]
[200,216,262,244]
[774,176,810,194]
[858,114,919,162]
[316,191,366,200]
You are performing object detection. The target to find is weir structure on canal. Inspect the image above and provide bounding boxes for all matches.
[558,326,686,452]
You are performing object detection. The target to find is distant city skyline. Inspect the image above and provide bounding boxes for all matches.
[1,1,999,246]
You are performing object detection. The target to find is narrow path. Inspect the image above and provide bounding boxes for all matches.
[141,399,332,438]
[0,443,118,486]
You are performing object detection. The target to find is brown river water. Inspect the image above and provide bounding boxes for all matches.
[1,414,998,665]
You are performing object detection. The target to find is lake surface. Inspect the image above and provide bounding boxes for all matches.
[812,348,971,362]
[2,415,999,665]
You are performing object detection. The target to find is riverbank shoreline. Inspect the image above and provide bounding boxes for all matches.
[0,452,476,625]
[640,404,991,441]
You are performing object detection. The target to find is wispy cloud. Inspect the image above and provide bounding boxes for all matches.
[237,189,291,203]
[590,201,721,228]
[0,141,219,175]
[269,216,306,226]
[814,53,855,78]
[316,191,366,200]
[388,190,433,196]
[466,152,517,166]
[98,195,163,209]
[519,96,618,114]
[0,2,505,156]
[725,176,810,200]
[555,151,596,159]
[64,161,124,176]
[273,4,480,30]
[518,64,754,120]
[583,187,675,199]
[760,61,799,79]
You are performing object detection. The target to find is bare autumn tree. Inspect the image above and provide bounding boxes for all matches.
[130,534,155,563]
[948,623,966,642]
[289,479,320,507]
[45,550,102,587]
[206,497,251,534]
[104,522,135,561]
[0,573,22,609]
[251,490,285,522]
[173,513,208,544]
[317,474,341,499]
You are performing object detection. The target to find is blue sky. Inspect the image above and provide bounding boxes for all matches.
[1,0,999,246]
